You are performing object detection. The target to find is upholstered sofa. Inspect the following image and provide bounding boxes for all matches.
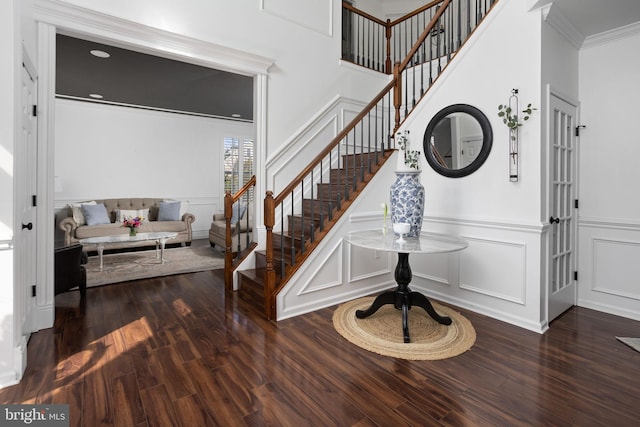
[59,198,194,250]
[209,206,252,251]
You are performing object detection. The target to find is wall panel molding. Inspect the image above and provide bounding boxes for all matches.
[298,239,343,295]
[580,216,640,231]
[459,236,527,305]
[591,238,640,301]
[260,0,333,36]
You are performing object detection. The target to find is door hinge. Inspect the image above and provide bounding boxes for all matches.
[574,271,578,281]
[31,285,36,297]
[574,199,579,209]
[32,195,37,207]
[32,105,37,117]
[575,125,586,137]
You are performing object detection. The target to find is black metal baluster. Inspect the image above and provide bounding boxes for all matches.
[300,180,305,253]
[404,71,408,118]
[449,5,454,59]
[356,15,361,65]
[456,0,462,48]
[467,0,472,35]
[359,121,364,183]
[367,111,371,174]
[374,104,379,164]
[310,168,316,242]
[367,20,371,69]
[387,92,391,150]
[289,192,295,268]
[342,136,348,208]
[361,14,366,66]
[352,128,357,193]
[280,202,284,281]
[378,24,382,71]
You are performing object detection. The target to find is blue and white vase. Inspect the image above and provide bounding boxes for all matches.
[390,170,424,238]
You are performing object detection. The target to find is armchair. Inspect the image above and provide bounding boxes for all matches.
[209,208,253,252]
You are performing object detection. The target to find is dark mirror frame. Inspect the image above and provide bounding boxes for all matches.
[423,104,493,178]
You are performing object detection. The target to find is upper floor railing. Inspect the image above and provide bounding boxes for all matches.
[262,0,498,318]
[343,0,496,75]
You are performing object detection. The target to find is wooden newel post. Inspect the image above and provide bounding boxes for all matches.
[224,191,234,291]
[264,191,276,320]
[385,19,392,74]
[393,61,402,132]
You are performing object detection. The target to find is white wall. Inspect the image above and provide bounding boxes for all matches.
[406,0,545,330]
[280,0,551,332]
[577,29,640,320]
[53,0,389,160]
[54,98,254,240]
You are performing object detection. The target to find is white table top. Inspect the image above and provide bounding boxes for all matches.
[344,229,467,254]
[79,231,178,245]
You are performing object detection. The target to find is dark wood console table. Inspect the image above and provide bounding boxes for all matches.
[344,229,467,343]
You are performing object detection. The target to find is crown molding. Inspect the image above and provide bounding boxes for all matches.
[541,3,585,49]
[582,20,640,49]
[33,0,274,76]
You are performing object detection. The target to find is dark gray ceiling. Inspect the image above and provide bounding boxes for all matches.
[56,34,254,121]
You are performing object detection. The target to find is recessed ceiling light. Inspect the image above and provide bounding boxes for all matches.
[89,93,104,99]
[231,113,242,118]
[90,49,110,58]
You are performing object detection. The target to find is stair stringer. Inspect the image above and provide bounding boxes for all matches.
[276,151,401,320]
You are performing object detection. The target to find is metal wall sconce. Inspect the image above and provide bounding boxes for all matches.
[497,89,534,183]
[508,89,519,182]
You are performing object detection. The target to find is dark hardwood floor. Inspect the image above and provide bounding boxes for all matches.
[1,268,639,426]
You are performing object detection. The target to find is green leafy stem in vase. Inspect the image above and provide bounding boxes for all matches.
[497,103,536,140]
[396,130,421,170]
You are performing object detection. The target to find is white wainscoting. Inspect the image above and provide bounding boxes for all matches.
[458,237,527,305]
[266,96,367,193]
[578,218,640,321]
[276,153,546,332]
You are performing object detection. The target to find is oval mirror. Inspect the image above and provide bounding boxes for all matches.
[423,104,493,178]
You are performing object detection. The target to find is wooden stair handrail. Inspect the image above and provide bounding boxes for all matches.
[388,0,446,27]
[266,0,459,318]
[274,80,395,205]
[343,0,447,74]
[264,0,499,319]
[342,1,387,26]
[398,0,451,72]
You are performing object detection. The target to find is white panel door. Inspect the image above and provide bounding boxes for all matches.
[18,64,38,336]
[549,93,578,321]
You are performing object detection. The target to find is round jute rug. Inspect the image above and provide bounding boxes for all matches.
[332,297,476,360]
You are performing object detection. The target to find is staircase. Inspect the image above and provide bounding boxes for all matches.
[238,150,394,314]
[234,0,499,319]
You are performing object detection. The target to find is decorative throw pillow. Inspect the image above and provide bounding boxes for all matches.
[231,202,247,224]
[69,200,96,225]
[163,199,188,217]
[115,209,149,223]
[158,201,181,221]
[81,203,111,226]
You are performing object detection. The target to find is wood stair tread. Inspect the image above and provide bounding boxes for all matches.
[239,149,394,318]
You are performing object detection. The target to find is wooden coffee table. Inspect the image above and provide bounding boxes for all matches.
[79,232,178,271]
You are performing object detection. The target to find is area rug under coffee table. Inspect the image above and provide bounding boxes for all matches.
[333,296,476,360]
[85,245,225,287]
